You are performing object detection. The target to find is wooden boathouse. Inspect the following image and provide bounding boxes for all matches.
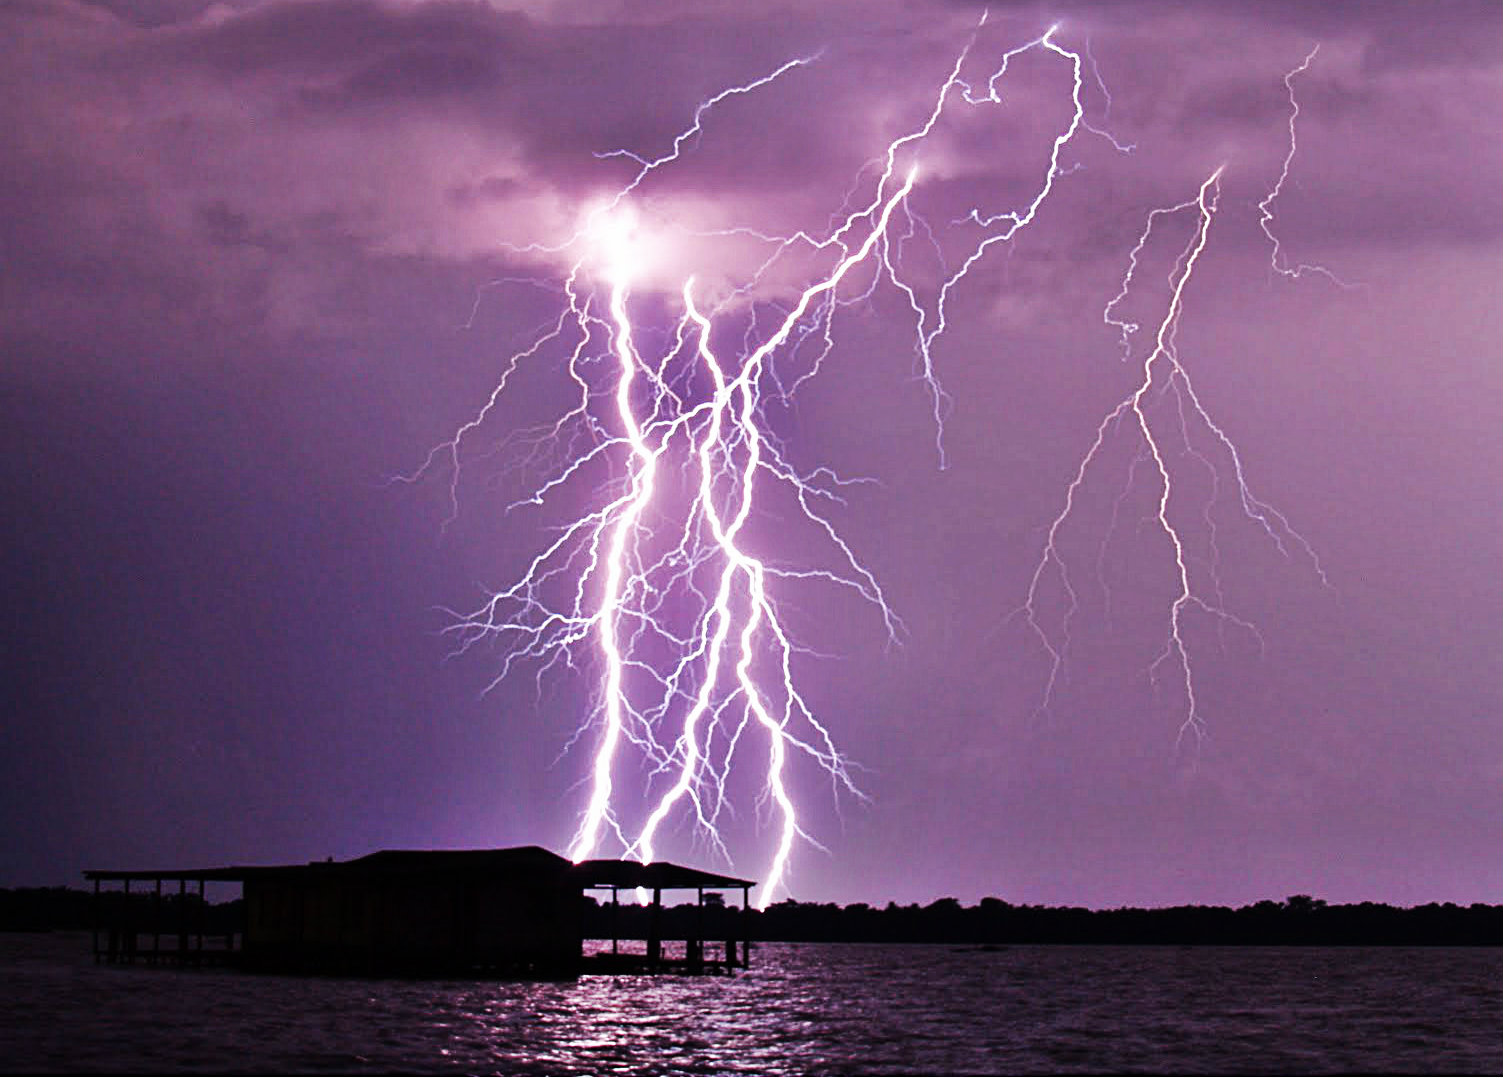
[84,846,753,977]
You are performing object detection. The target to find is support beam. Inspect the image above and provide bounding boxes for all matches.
[122,878,132,963]
[178,878,188,960]
[646,887,662,968]
[153,878,163,961]
[742,886,750,969]
[690,887,704,970]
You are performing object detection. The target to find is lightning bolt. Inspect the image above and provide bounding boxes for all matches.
[1017,47,1340,744]
[410,14,1336,899]
[1259,45,1355,289]
[407,14,1128,905]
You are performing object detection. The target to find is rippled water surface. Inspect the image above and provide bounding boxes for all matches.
[4,934,1499,1074]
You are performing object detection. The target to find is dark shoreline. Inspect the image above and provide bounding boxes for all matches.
[728,894,1503,946]
[6,886,1499,946]
[596,893,1502,947]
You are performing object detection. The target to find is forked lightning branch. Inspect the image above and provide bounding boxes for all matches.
[405,14,1335,905]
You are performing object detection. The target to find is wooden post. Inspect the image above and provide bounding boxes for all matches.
[90,878,100,962]
[196,879,205,955]
[152,878,162,963]
[178,878,188,961]
[690,888,704,971]
[646,888,662,968]
[722,890,736,969]
[611,888,619,956]
[741,886,750,969]
[121,878,133,962]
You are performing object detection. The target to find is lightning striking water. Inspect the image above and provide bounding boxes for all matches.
[413,17,1335,899]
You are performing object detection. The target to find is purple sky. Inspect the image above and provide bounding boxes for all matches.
[3,0,1499,909]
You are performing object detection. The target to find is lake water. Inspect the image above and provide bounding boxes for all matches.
[3,933,1499,1074]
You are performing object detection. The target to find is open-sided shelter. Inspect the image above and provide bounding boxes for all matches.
[84,846,753,977]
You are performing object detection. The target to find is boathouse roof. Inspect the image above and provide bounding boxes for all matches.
[84,846,754,890]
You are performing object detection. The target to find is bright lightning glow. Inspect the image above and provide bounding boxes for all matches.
[584,204,650,286]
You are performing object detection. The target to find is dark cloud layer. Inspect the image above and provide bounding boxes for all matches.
[8,0,1497,343]
[2,0,1498,906]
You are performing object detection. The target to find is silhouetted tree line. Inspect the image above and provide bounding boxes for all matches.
[0,888,243,935]
[5,887,1497,945]
[582,893,1501,946]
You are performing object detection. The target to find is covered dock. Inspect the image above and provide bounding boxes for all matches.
[84,847,754,977]
[574,857,753,974]
[81,864,248,968]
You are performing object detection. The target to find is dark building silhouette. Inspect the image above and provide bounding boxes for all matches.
[84,846,753,977]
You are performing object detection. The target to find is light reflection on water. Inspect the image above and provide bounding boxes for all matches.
[3,934,1500,1074]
